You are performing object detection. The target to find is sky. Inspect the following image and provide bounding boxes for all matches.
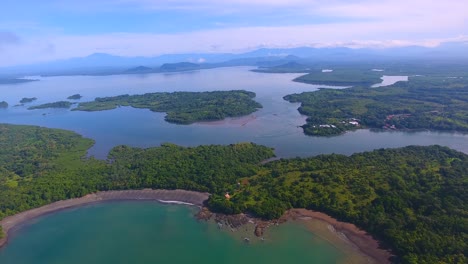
[1,0,468,67]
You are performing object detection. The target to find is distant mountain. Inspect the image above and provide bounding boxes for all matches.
[1,41,467,76]
[125,66,153,73]
[160,62,200,72]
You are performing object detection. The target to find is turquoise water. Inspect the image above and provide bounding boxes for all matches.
[0,202,343,264]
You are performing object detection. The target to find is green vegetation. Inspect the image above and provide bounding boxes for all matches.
[73,90,262,124]
[0,79,37,85]
[285,76,468,136]
[28,101,72,110]
[0,102,7,108]
[226,146,467,263]
[67,94,82,100]
[252,62,311,73]
[20,97,37,104]
[160,62,200,72]
[0,124,466,263]
[293,69,382,86]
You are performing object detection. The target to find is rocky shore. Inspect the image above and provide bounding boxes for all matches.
[1,190,391,263]
[196,208,392,264]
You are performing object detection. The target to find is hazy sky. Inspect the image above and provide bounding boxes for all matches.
[1,0,467,66]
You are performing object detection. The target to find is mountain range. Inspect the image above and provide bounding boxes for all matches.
[1,41,467,77]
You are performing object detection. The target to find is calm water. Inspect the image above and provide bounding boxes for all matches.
[0,67,466,263]
[0,202,343,264]
[0,67,466,158]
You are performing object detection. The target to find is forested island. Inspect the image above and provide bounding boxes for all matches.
[19,97,37,104]
[67,94,82,100]
[0,102,7,108]
[293,69,382,86]
[28,101,72,110]
[72,90,262,124]
[284,76,468,136]
[0,124,466,263]
[0,79,38,85]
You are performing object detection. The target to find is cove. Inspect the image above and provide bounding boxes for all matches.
[0,202,344,264]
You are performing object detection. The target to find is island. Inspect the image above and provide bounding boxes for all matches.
[28,101,72,110]
[0,123,466,263]
[284,76,468,136]
[293,69,382,86]
[125,66,153,73]
[0,79,38,85]
[0,101,7,108]
[72,90,262,124]
[67,94,82,100]
[19,97,37,104]
[252,62,311,73]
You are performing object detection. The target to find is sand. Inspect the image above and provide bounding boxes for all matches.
[0,191,391,263]
[0,189,209,248]
[281,209,393,264]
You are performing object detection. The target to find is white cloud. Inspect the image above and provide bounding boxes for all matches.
[1,0,467,66]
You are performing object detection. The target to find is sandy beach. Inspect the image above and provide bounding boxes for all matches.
[0,189,209,249]
[1,191,391,263]
[281,209,393,264]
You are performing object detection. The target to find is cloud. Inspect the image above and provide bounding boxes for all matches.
[0,0,467,66]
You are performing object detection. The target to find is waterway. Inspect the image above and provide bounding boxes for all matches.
[0,67,466,158]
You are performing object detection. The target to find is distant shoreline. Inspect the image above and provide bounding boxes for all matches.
[0,189,390,263]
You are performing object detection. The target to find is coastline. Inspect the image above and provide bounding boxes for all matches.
[0,189,209,249]
[1,190,391,263]
[281,209,393,264]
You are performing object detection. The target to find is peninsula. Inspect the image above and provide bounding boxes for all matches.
[285,76,468,136]
[0,124,466,263]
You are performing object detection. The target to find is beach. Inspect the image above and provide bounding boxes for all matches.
[1,190,391,263]
[0,189,209,248]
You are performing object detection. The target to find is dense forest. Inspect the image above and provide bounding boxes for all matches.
[67,94,82,100]
[284,76,468,136]
[28,101,72,110]
[19,97,37,104]
[0,124,466,263]
[293,69,382,86]
[72,90,262,124]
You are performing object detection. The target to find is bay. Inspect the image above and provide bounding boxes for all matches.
[0,202,343,264]
[0,67,466,158]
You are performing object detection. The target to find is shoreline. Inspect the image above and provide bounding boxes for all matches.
[281,209,393,264]
[0,189,209,249]
[1,190,391,263]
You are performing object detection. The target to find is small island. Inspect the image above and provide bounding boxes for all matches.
[293,69,382,86]
[28,101,72,110]
[285,76,468,136]
[0,79,38,85]
[19,97,37,104]
[67,94,82,100]
[0,101,8,108]
[252,62,311,73]
[0,124,466,263]
[73,90,262,124]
